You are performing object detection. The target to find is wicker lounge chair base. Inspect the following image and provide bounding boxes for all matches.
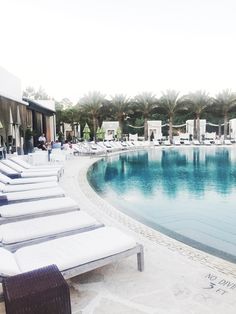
[2,264,71,314]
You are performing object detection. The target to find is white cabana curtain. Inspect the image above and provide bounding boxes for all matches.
[9,108,14,136]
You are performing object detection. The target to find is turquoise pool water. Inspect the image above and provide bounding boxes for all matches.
[87,147,236,262]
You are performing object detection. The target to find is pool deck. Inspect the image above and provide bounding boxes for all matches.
[1,153,236,313]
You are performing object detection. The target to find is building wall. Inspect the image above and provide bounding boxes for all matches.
[229,118,236,139]
[0,66,22,101]
[186,119,206,137]
[101,121,119,139]
[147,120,162,139]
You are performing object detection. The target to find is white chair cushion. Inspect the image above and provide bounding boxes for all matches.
[0,173,11,184]
[10,157,63,171]
[0,197,78,218]
[0,163,17,175]
[0,211,97,244]
[2,160,23,172]
[0,248,20,276]
[3,160,61,174]
[3,187,64,202]
[21,171,58,178]
[0,173,58,185]
[0,181,58,193]
[14,227,137,273]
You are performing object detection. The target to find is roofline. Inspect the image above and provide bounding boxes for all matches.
[23,97,56,114]
[0,93,28,106]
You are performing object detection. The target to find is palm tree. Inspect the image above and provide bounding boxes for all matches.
[134,92,157,140]
[183,90,212,141]
[110,94,130,135]
[213,89,236,139]
[79,91,106,140]
[158,90,183,143]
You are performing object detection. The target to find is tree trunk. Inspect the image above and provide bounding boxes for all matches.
[119,118,123,135]
[169,115,173,143]
[218,122,222,138]
[193,118,197,140]
[144,117,148,140]
[196,115,200,141]
[93,116,97,141]
[224,112,228,140]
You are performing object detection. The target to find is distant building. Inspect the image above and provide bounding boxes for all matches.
[186,119,206,139]
[147,121,162,140]
[60,122,81,141]
[23,98,56,146]
[0,66,57,154]
[0,66,28,154]
[101,121,119,140]
[229,118,236,139]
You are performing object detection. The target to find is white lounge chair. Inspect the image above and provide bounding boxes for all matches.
[0,173,58,185]
[193,140,200,145]
[0,181,58,193]
[0,162,59,179]
[0,187,65,205]
[173,139,181,146]
[0,211,103,251]
[90,143,105,155]
[50,149,67,162]
[0,197,79,223]
[71,144,88,155]
[224,139,232,145]
[153,140,160,146]
[10,156,63,173]
[203,140,211,145]
[183,140,191,145]
[4,158,63,177]
[163,140,171,146]
[215,139,222,145]
[0,227,144,284]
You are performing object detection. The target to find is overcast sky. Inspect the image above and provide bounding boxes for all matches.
[1,0,236,103]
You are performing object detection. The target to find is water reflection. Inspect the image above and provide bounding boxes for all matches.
[88,147,236,198]
[87,147,236,262]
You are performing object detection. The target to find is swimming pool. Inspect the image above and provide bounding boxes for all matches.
[87,147,236,262]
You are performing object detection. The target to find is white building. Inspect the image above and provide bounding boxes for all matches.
[186,119,206,139]
[0,67,28,154]
[147,120,162,140]
[0,66,23,101]
[101,121,119,140]
[229,119,236,139]
[60,122,81,140]
[0,66,58,154]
